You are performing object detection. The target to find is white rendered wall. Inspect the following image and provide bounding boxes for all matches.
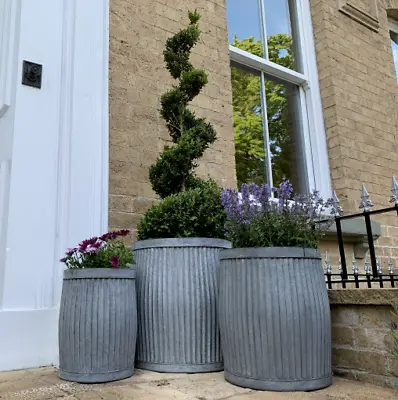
[0,0,109,371]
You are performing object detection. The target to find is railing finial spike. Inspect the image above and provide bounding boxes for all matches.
[331,190,343,216]
[359,183,374,212]
[376,257,382,275]
[388,256,394,275]
[324,251,332,274]
[364,254,371,275]
[352,253,359,275]
[390,176,398,206]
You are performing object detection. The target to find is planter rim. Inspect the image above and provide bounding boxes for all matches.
[133,238,232,250]
[63,267,136,280]
[220,247,321,260]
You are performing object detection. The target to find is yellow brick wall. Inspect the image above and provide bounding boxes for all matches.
[329,290,398,388]
[109,0,397,261]
[310,0,398,268]
[109,0,236,240]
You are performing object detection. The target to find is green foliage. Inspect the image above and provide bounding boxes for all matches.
[139,11,226,240]
[65,241,134,269]
[221,182,333,249]
[60,231,134,269]
[137,181,226,240]
[226,209,328,249]
[149,10,216,199]
[231,35,294,188]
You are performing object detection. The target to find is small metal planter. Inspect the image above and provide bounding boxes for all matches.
[219,247,332,391]
[58,268,137,383]
[133,238,231,373]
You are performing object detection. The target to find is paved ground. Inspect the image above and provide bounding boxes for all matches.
[0,367,397,400]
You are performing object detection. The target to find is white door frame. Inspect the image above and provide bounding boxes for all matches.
[0,0,109,371]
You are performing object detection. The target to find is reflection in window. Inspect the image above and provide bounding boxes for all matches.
[231,67,266,186]
[226,0,331,197]
[226,0,297,71]
[267,81,306,192]
[226,0,262,57]
[232,65,305,191]
[390,29,398,81]
[263,0,297,70]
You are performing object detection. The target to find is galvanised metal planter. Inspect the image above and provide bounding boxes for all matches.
[219,247,332,391]
[133,238,231,373]
[58,268,137,383]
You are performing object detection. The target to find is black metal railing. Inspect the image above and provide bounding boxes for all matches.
[323,180,398,289]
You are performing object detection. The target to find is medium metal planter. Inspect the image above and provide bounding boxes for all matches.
[219,247,332,391]
[58,268,137,383]
[133,238,231,372]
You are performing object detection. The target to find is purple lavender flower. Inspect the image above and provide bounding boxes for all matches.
[60,257,68,263]
[274,179,293,212]
[221,188,245,223]
[256,184,271,207]
[221,180,332,248]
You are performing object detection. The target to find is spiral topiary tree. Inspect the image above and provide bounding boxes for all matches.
[149,10,217,199]
[137,10,226,240]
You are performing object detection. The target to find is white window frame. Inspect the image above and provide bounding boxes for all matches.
[228,0,332,199]
[388,17,398,81]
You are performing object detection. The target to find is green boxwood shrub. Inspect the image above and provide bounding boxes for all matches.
[137,11,226,240]
[138,181,226,240]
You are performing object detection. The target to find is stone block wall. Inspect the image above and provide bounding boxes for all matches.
[309,0,398,266]
[329,289,398,388]
[108,0,398,263]
[109,0,237,240]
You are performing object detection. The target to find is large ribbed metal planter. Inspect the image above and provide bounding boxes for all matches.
[219,247,332,391]
[58,268,137,383]
[133,238,231,372]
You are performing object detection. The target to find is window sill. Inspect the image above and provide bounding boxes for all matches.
[322,219,381,259]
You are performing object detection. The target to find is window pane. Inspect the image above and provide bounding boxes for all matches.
[390,30,398,80]
[226,0,264,58]
[231,66,268,188]
[265,78,307,193]
[263,0,297,71]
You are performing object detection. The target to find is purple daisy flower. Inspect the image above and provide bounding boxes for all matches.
[110,256,120,268]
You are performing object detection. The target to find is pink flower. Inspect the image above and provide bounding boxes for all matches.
[100,230,130,242]
[117,229,130,237]
[110,256,120,268]
[66,247,77,256]
[78,237,99,252]
[86,245,100,254]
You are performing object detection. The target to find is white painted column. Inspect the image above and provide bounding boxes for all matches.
[0,0,109,371]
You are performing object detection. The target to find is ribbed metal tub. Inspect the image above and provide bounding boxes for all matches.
[58,268,137,383]
[133,238,231,372]
[219,247,332,391]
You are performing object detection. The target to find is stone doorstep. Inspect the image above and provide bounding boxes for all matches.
[0,368,397,400]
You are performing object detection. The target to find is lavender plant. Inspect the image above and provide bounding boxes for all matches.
[60,230,134,269]
[221,180,333,249]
